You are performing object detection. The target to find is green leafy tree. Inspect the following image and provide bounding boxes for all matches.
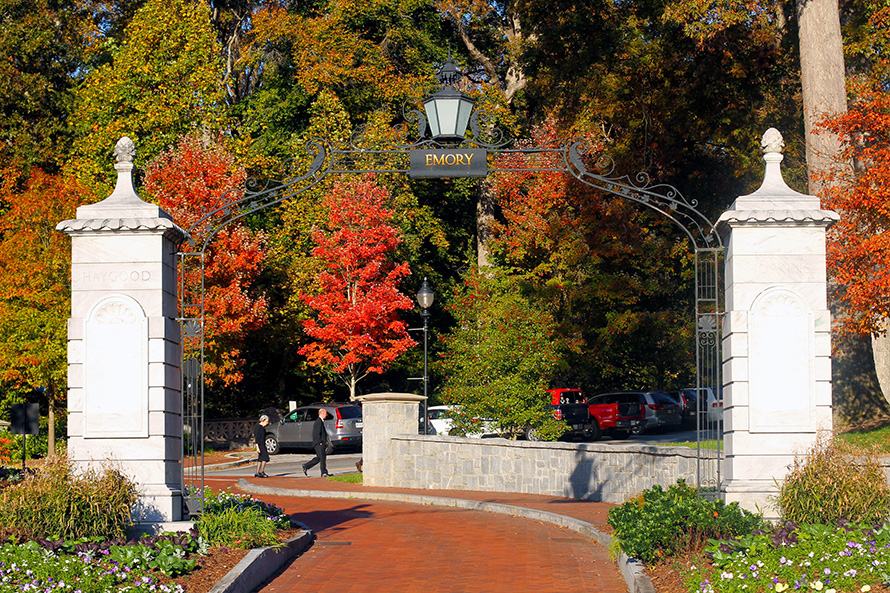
[438,270,564,440]
[518,0,805,204]
[70,0,226,196]
[0,0,92,174]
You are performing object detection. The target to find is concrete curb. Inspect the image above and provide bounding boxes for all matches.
[237,479,655,593]
[203,453,254,472]
[207,530,314,593]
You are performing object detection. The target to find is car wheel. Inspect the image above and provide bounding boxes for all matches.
[524,426,543,441]
[611,430,630,440]
[265,434,280,455]
[585,420,601,442]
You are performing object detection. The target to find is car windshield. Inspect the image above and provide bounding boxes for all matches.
[336,406,362,419]
[559,391,585,404]
[651,392,677,405]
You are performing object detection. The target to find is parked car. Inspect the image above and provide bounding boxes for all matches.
[684,387,723,425]
[664,389,698,427]
[427,405,499,438]
[544,388,592,441]
[588,391,681,433]
[586,392,646,440]
[263,403,363,454]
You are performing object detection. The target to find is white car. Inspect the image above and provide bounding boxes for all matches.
[685,387,723,425]
[427,405,499,438]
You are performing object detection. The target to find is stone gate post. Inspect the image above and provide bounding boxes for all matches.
[356,393,425,487]
[57,138,188,523]
[717,129,838,517]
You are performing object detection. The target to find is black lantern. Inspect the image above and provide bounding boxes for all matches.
[417,278,435,433]
[417,277,435,310]
[423,59,475,142]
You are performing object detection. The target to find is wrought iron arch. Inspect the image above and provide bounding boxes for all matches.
[179,107,724,509]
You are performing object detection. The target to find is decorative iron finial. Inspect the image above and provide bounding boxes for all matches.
[436,59,462,88]
[114,137,136,164]
[761,128,784,155]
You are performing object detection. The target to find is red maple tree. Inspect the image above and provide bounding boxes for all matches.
[144,133,268,386]
[298,176,416,400]
[818,84,890,337]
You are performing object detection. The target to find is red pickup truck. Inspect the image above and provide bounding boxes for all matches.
[586,391,646,441]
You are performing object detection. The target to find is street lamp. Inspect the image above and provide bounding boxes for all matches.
[417,278,435,433]
[423,59,475,142]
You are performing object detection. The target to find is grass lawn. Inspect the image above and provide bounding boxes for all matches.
[327,472,362,484]
[837,419,890,455]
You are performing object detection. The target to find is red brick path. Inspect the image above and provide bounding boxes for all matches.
[205,476,630,593]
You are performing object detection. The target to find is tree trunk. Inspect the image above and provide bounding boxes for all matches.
[796,0,847,195]
[477,186,496,268]
[48,399,55,457]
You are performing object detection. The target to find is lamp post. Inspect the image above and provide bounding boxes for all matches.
[423,59,475,142]
[417,278,435,433]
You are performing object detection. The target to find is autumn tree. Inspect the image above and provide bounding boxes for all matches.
[486,120,696,391]
[298,177,416,400]
[143,133,268,387]
[71,0,227,196]
[0,170,85,453]
[438,270,565,440]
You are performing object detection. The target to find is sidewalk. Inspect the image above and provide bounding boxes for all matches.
[205,474,641,593]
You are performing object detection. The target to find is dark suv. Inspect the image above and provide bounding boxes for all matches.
[263,403,363,455]
[664,389,698,427]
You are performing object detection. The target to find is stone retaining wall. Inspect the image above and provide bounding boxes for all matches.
[387,435,710,503]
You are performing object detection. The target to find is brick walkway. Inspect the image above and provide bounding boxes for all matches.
[205,475,630,593]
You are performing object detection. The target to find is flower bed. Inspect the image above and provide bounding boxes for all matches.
[0,485,298,593]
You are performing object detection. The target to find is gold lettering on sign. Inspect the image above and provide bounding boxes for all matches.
[425,153,475,167]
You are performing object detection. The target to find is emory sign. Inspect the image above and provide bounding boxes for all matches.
[409,149,487,178]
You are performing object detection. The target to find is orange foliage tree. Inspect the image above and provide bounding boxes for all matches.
[819,85,890,337]
[299,177,416,400]
[0,170,84,450]
[144,134,268,386]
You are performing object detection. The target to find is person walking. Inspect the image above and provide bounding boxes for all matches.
[254,414,271,478]
[302,408,331,477]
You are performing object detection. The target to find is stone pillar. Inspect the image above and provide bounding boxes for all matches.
[356,393,425,487]
[717,129,838,518]
[57,138,188,523]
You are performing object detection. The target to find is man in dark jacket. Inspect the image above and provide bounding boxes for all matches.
[302,408,331,477]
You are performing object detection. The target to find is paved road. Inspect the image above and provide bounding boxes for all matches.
[210,450,364,478]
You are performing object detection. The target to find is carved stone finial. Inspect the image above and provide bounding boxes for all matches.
[113,137,136,164]
[761,128,784,155]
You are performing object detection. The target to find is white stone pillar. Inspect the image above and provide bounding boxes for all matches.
[356,393,425,487]
[57,138,188,523]
[717,129,838,518]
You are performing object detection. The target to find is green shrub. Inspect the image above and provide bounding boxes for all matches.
[607,480,765,564]
[775,433,890,525]
[0,456,137,540]
[197,487,292,529]
[194,506,279,549]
